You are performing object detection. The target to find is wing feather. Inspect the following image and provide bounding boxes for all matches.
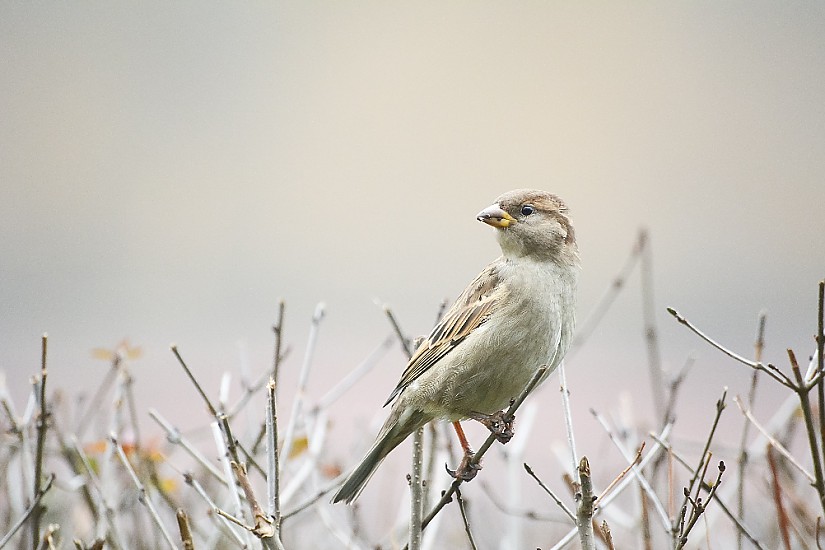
[383,261,505,406]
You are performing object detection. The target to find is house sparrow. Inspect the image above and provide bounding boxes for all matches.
[332,189,579,504]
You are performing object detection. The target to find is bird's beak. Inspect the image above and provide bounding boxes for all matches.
[477,204,517,228]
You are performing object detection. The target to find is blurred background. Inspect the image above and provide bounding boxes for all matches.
[1,2,824,541]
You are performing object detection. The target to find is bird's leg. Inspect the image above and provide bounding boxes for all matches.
[469,406,515,444]
[445,421,481,481]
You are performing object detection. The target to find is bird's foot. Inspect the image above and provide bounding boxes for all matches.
[446,449,482,482]
[470,409,515,444]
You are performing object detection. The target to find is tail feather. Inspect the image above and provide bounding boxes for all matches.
[333,409,426,504]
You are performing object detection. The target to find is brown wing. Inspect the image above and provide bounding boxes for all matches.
[383,261,505,406]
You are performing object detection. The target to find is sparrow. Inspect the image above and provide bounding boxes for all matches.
[332,189,579,504]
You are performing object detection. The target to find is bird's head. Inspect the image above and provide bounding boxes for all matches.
[477,189,578,265]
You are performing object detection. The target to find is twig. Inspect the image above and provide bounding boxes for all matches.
[766,446,792,550]
[70,437,128,550]
[182,474,246,548]
[478,481,556,522]
[170,345,218,417]
[230,461,278,543]
[266,378,281,528]
[409,427,424,550]
[569,233,642,356]
[147,409,227,486]
[685,389,727,509]
[175,509,195,550]
[575,457,596,550]
[789,348,825,517]
[211,421,249,547]
[272,298,285,390]
[649,432,767,550]
[558,362,578,474]
[667,308,795,388]
[677,461,725,549]
[590,409,670,530]
[31,333,48,550]
[280,302,325,467]
[455,487,478,550]
[600,521,616,550]
[661,354,694,428]
[111,434,179,550]
[596,442,645,504]
[733,396,814,481]
[0,474,54,550]
[281,479,342,521]
[737,311,766,550]
[523,463,576,522]
[818,281,825,474]
[639,230,666,421]
[313,336,393,412]
[382,303,412,357]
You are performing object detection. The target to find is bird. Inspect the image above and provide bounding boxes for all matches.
[332,189,579,504]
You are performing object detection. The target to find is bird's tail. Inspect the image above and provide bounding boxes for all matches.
[332,408,427,504]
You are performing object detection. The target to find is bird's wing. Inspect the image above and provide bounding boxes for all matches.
[384,261,505,406]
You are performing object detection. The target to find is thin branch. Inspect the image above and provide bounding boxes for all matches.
[272,298,285,389]
[534,426,674,550]
[677,461,725,549]
[737,310,766,550]
[523,463,576,522]
[478,481,557,522]
[382,303,412,357]
[649,432,768,550]
[590,409,670,530]
[455,487,478,550]
[31,333,48,550]
[569,233,642,356]
[667,308,795,388]
[147,409,227,486]
[170,345,218,417]
[596,442,645,504]
[639,230,666,421]
[558,362,578,475]
[230,461,276,540]
[766,446,792,550]
[280,302,325,467]
[182,473,246,548]
[733,396,814,481]
[70,437,128,550]
[313,336,393,412]
[266,378,281,528]
[789,349,825,517]
[685,389,727,508]
[111,434,179,550]
[0,474,54,550]
[818,280,825,490]
[408,427,424,550]
[175,509,195,550]
[575,456,596,550]
[600,521,616,550]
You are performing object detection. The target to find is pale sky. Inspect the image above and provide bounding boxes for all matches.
[1,2,824,467]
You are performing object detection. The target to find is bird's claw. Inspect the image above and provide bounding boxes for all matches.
[446,452,481,481]
[470,409,515,444]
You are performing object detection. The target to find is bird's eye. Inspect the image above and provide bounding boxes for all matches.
[520,205,534,216]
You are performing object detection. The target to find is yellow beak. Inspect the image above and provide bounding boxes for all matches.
[477,204,517,228]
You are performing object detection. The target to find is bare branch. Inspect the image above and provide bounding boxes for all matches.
[0,474,54,549]
[455,487,478,550]
[667,308,795,388]
[523,463,576,522]
[575,457,596,550]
